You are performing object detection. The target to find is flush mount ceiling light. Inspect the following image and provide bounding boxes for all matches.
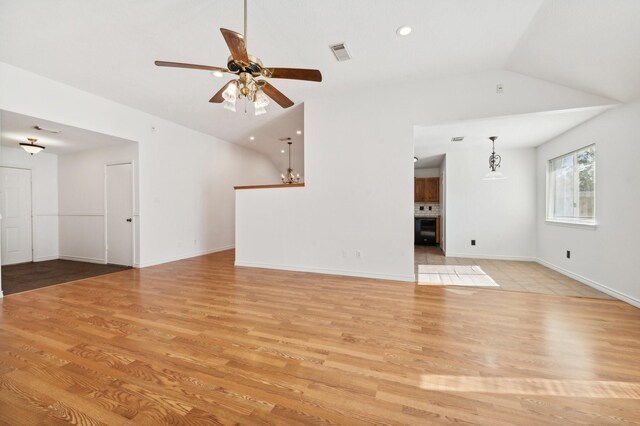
[482,136,506,180]
[20,137,46,155]
[281,140,300,184]
[155,0,322,117]
[396,25,412,36]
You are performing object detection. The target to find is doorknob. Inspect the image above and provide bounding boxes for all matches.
[126,218,132,222]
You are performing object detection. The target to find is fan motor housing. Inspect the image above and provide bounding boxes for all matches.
[227,55,263,76]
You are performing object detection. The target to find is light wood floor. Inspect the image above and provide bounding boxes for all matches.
[415,245,611,299]
[1,250,639,425]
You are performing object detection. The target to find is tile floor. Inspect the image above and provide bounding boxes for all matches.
[415,245,611,299]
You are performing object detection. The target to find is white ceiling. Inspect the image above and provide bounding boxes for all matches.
[1,110,136,155]
[0,0,638,160]
[413,105,614,168]
[507,0,640,102]
[0,0,543,145]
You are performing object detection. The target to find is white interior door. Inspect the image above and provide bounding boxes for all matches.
[0,167,33,265]
[106,163,133,266]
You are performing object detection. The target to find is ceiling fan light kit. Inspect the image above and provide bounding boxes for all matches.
[155,0,322,116]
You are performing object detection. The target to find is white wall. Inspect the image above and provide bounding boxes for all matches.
[58,143,139,264]
[0,62,280,270]
[414,168,440,178]
[236,69,615,281]
[445,148,536,260]
[536,101,640,307]
[0,146,59,261]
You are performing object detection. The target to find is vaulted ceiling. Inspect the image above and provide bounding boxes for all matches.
[1,0,638,165]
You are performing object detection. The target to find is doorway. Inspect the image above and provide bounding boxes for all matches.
[106,163,133,267]
[0,167,33,266]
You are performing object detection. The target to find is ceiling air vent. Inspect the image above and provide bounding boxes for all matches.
[451,136,464,142]
[329,43,352,62]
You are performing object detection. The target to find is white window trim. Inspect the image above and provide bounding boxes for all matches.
[546,144,596,226]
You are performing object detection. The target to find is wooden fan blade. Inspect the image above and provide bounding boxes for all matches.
[155,61,227,73]
[262,82,294,108]
[264,67,322,82]
[220,28,249,63]
[209,81,233,103]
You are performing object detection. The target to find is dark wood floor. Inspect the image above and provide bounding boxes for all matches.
[1,249,639,425]
[1,259,130,295]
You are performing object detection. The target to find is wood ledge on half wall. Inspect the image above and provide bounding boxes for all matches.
[234,183,305,190]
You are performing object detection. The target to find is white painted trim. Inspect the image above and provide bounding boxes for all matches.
[136,245,235,268]
[105,162,134,267]
[535,258,640,309]
[234,260,416,283]
[445,252,537,262]
[33,255,58,262]
[58,213,104,217]
[59,255,106,264]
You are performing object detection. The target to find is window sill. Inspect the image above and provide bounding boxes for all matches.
[545,218,597,229]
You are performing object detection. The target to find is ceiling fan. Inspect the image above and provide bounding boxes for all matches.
[155,0,322,116]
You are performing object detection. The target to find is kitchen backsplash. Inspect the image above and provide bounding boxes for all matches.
[415,203,441,216]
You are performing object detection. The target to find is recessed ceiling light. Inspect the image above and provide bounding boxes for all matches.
[396,25,412,36]
[281,149,285,153]
[249,136,255,141]
[296,130,302,135]
[211,70,224,78]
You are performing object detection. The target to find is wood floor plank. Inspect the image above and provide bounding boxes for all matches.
[1,249,639,425]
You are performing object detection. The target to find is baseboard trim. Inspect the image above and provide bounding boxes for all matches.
[33,255,59,262]
[59,255,106,264]
[234,260,415,283]
[137,245,235,268]
[445,252,537,262]
[535,258,640,309]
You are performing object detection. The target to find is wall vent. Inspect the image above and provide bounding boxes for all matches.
[451,136,464,142]
[329,43,352,62]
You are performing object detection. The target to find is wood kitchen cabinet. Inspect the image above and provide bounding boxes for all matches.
[414,177,440,203]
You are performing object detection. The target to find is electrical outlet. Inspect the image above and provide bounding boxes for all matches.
[356,250,362,259]
[566,250,571,259]
[342,250,348,258]
[471,240,476,246]
[496,83,504,94]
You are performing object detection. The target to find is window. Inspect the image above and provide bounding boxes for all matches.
[547,144,596,225]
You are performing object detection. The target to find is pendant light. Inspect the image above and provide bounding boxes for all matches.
[20,138,46,155]
[482,136,505,180]
[281,141,300,184]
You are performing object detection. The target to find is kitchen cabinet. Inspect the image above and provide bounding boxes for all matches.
[414,177,439,203]
[414,178,425,202]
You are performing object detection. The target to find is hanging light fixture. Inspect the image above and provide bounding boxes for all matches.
[20,138,46,155]
[482,136,505,180]
[281,141,300,184]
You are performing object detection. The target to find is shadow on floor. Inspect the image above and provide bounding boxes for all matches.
[2,260,130,295]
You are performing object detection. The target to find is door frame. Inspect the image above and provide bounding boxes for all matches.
[0,166,34,265]
[104,162,135,266]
